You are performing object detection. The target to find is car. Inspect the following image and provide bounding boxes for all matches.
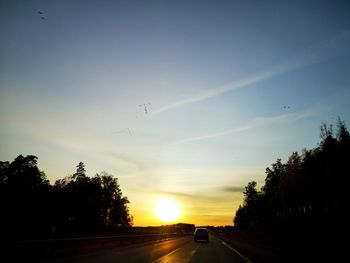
[194,227,209,242]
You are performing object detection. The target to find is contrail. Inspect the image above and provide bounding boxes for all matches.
[168,110,317,145]
[151,30,350,115]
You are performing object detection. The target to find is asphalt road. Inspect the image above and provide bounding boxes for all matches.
[48,235,252,263]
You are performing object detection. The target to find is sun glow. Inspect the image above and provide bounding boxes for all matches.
[155,199,181,223]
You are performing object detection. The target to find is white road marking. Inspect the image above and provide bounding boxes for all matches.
[221,241,253,263]
[153,242,199,263]
[152,245,184,263]
[186,248,198,263]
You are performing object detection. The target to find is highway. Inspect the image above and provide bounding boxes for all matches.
[48,235,251,263]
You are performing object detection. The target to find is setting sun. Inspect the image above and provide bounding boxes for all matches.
[155,199,181,223]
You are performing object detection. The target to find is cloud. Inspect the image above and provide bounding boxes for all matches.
[159,189,242,203]
[219,186,245,193]
[108,151,145,170]
[151,30,350,115]
[160,191,199,199]
[169,110,316,145]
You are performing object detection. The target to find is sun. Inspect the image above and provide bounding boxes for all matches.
[155,199,181,223]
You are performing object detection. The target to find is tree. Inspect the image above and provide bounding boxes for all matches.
[96,172,133,227]
[1,156,134,237]
[336,117,350,143]
[0,161,10,185]
[262,159,285,211]
[278,152,301,207]
[7,155,49,188]
[243,181,258,207]
[73,161,87,182]
[0,155,52,239]
[234,118,350,229]
[233,205,248,228]
[239,181,265,225]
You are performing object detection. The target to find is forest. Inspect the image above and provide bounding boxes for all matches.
[0,159,132,240]
[234,117,349,229]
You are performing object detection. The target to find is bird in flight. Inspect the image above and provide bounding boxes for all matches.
[37,10,46,20]
[113,128,132,136]
[127,128,132,136]
[139,103,151,115]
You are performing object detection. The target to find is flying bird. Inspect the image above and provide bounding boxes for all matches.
[37,11,46,20]
[139,103,151,115]
[113,128,132,136]
[127,128,132,136]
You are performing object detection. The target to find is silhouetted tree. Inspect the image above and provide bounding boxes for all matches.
[0,161,10,185]
[320,122,334,142]
[278,152,302,208]
[53,166,133,231]
[233,118,349,229]
[336,117,350,143]
[243,181,258,206]
[53,162,101,229]
[240,181,265,225]
[0,156,133,239]
[7,155,49,188]
[98,172,120,225]
[0,155,52,239]
[262,159,285,204]
[73,161,87,182]
[233,205,248,228]
[96,172,133,227]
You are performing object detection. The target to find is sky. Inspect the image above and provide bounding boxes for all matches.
[1,0,350,226]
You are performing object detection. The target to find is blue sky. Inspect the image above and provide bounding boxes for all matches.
[1,0,350,226]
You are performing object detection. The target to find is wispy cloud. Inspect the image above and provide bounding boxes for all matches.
[219,186,245,193]
[152,30,350,115]
[160,191,199,199]
[160,187,245,201]
[169,110,316,145]
[107,151,145,170]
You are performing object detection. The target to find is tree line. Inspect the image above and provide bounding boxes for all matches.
[234,117,350,228]
[0,158,133,240]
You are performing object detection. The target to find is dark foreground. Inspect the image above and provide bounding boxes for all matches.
[1,222,347,263]
[216,217,347,262]
[41,236,249,263]
[1,235,250,263]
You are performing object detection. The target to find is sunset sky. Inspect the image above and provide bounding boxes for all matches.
[1,0,350,226]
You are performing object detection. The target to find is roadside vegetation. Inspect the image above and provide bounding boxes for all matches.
[0,159,133,240]
[228,117,349,261]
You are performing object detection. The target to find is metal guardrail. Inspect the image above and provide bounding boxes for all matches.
[1,233,191,261]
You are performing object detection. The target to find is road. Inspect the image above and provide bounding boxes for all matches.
[48,235,252,263]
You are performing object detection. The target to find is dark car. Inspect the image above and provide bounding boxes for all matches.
[194,227,209,242]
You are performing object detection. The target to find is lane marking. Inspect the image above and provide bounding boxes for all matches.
[152,238,196,263]
[221,241,253,263]
[152,245,183,263]
[186,247,198,263]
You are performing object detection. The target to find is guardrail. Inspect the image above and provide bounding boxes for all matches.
[1,233,191,262]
